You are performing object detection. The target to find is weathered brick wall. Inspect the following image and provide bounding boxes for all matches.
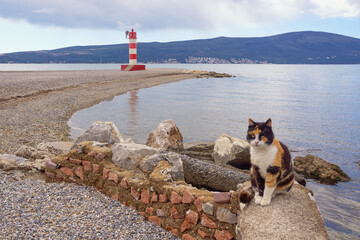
[45,142,239,240]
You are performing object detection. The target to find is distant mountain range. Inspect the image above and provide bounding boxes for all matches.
[1,31,360,64]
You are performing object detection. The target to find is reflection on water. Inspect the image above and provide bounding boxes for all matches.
[69,64,360,239]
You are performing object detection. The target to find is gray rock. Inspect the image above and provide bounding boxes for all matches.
[202,202,214,215]
[146,119,184,152]
[15,145,37,159]
[72,121,124,149]
[212,134,251,169]
[37,142,73,155]
[140,152,184,181]
[182,155,249,192]
[0,154,32,171]
[111,143,159,170]
[182,142,215,161]
[236,183,329,240]
[216,207,237,224]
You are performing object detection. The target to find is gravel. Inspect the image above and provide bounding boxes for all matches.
[0,169,179,240]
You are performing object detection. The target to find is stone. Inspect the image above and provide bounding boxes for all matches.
[156,209,166,217]
[60,167,74,176]
[182,155,249,192]
[148,216,162,227]
[151,192,158,203]
[170,206,182,219]
[74,167,84,180]
[294,154,350,184]
[108,172,119,183]
[213,192,231,204]
[202,203,214,215]
[181,234,196,240]
[216,207,237,224]
[71,121,124,149]
[111,143,159,170]
[102,168,110,179]
[212,134,251,169]
[69,158,82,165]
[82,160,92,171]
[146,207,154,215]
[146,119,184,151]
[194,196,204,212]
[140,152,184,181]
[171,191,182,204]
[120,178,129,189]
[92,164,100,174]
[37,142,73,155]
[159,194,168,203]
[165,226,179,237]
[14,145,38,159]
[181,219,191,233]
[95,152,105,161]
[45,170,56,178]
[214,230,234,240]
[141,189,150,204]
[46,160,57,169]
[131,187,140,200]
[201,214,217,229]
[0,154,29,171]
[198,229,208,238]
[182,189,195,204]
[111,194,119,201]
[185,210,198,224]
[182,142,215,161]
[236,182,329,240]
[34,158,48,171]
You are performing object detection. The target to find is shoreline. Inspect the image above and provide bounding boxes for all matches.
[0,69,198,153]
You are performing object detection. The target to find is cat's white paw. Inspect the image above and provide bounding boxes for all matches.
[254,195,263,204]
[260,198,271,206]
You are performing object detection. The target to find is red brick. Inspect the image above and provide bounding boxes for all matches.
[82,160,92,171]
[63,157,69,161]
[131,187,140,200]
[151,192,158,203]
[185,210,198,224]
[92,164,100,174]
[74,167,84,180]
[145,207,154,215]
[201,214,217,229]
[170,206,182,219]
[102,168,110,179]
[182,234,196,240]
[141,189,150,204]
[182,189,195,204]
[197,229,208,238]
[69,158,82,164]
[156,209,166,217]
[159,194,168,203]
[165,226,179,237]
[88,151,96,157]
[56,174,65,181]
[213,192,231,204]
[108,172,119,183]
[170,191,182,204]
[214,230,234,240]
[139,212,146,217]
[181,219,191,233]
[44,170,55,179]
[122,201,127,206]
[194,196,205,212]
[111,194,119,201]
[120,178,129,189]
[148,216,162,227]
[46,160,57,169]
[60,167,74,176]
[95,153,105,161]
[94,187,104,193]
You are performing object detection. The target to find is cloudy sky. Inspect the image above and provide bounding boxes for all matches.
[0,0,359,53]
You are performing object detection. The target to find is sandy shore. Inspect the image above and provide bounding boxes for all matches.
[0,68,197,153]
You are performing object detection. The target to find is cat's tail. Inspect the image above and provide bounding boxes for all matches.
[238,185,255,210]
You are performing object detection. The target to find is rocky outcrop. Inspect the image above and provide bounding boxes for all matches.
[294,154,350,184]
[111,143,159,170]
[71,121,124,149]
[212,134,251,169]
[182,156,249,192]
[182,142,214,161]
[146,120,184,152]
[0,154,32,171]
[236,182,329,240]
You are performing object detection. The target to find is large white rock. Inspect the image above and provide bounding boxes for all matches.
[212,134,250,169]
[72,121,124,149]
[146,119,184,152]
[111,143,159,170]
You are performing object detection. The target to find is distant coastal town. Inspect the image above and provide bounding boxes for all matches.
[146,56,269,64]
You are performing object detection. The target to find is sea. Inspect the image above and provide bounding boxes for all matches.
[1,63,359,239]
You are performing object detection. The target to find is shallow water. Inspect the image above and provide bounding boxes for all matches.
[66,64,360,239]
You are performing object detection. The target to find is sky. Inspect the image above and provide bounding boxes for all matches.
[0,0,359,54]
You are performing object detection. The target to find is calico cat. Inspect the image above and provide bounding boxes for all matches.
[239,118,294,207]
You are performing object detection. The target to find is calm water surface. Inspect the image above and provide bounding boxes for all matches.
[2,64,358,239]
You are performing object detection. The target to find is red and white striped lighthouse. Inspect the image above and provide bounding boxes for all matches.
[121,29,146,71]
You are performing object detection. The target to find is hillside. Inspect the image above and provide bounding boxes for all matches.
[1,31,360,64]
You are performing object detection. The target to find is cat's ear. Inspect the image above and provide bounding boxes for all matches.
[249,118,255,126]
[266,118,272,127]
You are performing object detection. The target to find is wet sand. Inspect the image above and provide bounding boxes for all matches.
[0,69,197,153]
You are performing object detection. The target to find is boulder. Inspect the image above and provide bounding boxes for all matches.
[212,134,251,169]
[37,142,73,155]
[140,152,184,181]
[236,183,329,240]
[111,143,159,170]
[294,154,350,184]
[146,120,184,152]
[182,142,214,161]
[71,121,124,149]
[14,145,38,159]
[182,156,249,192]
[0,154,32,171]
